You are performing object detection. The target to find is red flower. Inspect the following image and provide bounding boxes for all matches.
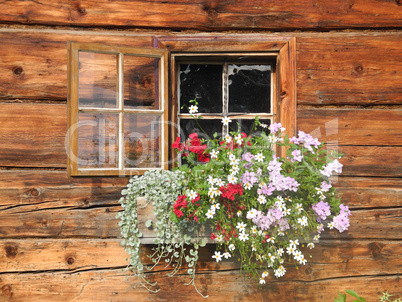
[173,194,188,218]
[210,233,217,240]
[172,137,184,151]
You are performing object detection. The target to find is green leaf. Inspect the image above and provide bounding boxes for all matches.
[145,219,153,228]
[199,238,207,247]
[346,290,360,298]
[334,292,346,302]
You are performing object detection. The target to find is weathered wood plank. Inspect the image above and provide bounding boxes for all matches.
[1,239,400,283]
[0,172,399,213]
[0,0,401,30]
[0,30,401,106]
[296,33,402,105]
[0,203,400,239]
[339,146,402,177]
[0,270,400,301]
[0,170,128,210]
[335,177,401,209]
[298,108,402,146]
[1,103,401,169]
[0,30,152,101]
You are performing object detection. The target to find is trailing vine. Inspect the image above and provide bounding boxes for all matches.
[117,169,208,297]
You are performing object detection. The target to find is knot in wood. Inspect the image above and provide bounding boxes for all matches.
[66,256,76,265]
[354,64,364,74]
[369,242,384,259]
[5,245,18,259]
[305,267,312,275]
[12,66,24,77]
[30,188,39,196]
[1,285,13,298]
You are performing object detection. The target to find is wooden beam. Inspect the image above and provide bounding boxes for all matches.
[0,270,400,301]
[0,0,401,30]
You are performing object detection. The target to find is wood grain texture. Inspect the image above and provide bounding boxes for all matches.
[0,270,400,301]
[1,103,401,171]
[0,239,401,281]
[0,30,401,106]
[0,0,401,30]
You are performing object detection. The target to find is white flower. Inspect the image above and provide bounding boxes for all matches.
[251,225,258,234]
[228,175,238,184]
[230,166,240,175]
[274,265,286,278]
[207,175,215,185]
[286,246,295,255]
[307,242,315,249]
[266,237,275,244]
[260,123,268,128]
[293,250,303,262]
[255,152,265,162]
[237,210,242,217]
[189,105,198,114]
[244,183,252,190]
[236,222,247,232]
[215,234,224,242]
[298,216,308,227]
[276,248,284,257]
[283,208,291,216]
[215,178,225,187]
[212,251,223,262]
[188,190,198,201]
[224,134,232,143]
[221,116,232,126]
[206,209,214,219]
[228,244,235,251]
[299,256,307,265]
[211,203,220,212]
[267,253,276,263]
[295,203,303,214]
[262,271,269,278]
[223,252,231,259]
[235,133,243,144]
[229,154,236,160]
[313,234,320,241]
[230,158,240,166]
[246,209,258,220]
[259,277,266,284]
[210,149,219,159]
[289,239,299,248]
[258,195,267,205]
[239,233,249,241]
[327,221,334,229]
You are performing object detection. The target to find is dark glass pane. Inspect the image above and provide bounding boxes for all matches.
[179,64,222,113]
[179,118,222,141]
[124,56,159,109]
[228,65,271,113]
[231,119,271,137]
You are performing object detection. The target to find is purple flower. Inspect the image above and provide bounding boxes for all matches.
[320,159,343,177]
[240,171,258,187]
[333,204,351,233]
[320,181,332,192]
[290,131,320,154]
[242,152,254,163]
[291,149,303,163]
[312,200,331,222]
[257,184,275,196]
[269,122,285,134]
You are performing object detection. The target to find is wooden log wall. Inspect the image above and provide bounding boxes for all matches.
[0,1,401,301]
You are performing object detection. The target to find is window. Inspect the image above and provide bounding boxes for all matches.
[67,42,169,176]
[67,36,296,176]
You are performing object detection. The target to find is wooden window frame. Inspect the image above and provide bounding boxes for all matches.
[67,36,296,177]
[67,42,169,177]
[153,36,296,164]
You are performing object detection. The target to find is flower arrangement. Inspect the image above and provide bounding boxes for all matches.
[118,100,351,295]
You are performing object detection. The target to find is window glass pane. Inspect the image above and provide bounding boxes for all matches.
[179,118,222,141]
[78,52,117,108]
[77,113,119,168]
[124,56,160,109]
[231,119,271,136]
[124,114,161,168]
[179,64,222,114]
[228,64,271,113]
